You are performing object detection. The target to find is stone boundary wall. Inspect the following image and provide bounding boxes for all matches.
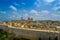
[0,25,60,40]
[9,27,60,40]
[0,25,8,31]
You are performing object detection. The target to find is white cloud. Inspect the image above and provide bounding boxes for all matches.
[9,15,15,19]
[30,10,50,17]
[34,0,41,7]
[44,0,55,3]
[12,11,21,16]
[21,2,26,5]
[38,10,50,18]
[51,14,60,17]
[10,5,17,11]
[30,10,39,16]
[0,11,6,14]
[34,0,55,7]
[40,10,49,14]
[9,14,21,19]
[23,13,29,18]
[13,2,20,6]
[43,0,55,5]
[23,10,28,13]
[24,14,28,16]
[52,6,60,11]
[9,10,29,19]
[58,0,60,4]
[34,2,40,7]
[9,11,21,19]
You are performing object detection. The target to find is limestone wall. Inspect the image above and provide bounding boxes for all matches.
[0,25,60,40]
[9,28,60,40]
[0,25,8,31]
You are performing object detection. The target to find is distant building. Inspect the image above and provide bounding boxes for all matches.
[28,17,33,21]
[56,26,60,31]
[21,16,24,20]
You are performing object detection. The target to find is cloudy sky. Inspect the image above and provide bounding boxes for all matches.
[0,0,60,21]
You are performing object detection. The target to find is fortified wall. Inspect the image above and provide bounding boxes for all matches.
[0,25,60,40]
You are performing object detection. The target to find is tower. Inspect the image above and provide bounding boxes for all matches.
[28,17,33,21]
[21,16,24,20]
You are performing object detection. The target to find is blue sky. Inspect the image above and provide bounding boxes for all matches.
[0,0,60,21]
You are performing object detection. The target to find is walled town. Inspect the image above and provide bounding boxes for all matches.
[0,17,60,40]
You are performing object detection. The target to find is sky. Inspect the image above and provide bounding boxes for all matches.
[0,0,60,21]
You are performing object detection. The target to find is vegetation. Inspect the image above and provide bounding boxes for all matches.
[0,29,7,40]
[0,29,30,40]
[0,28,58,40]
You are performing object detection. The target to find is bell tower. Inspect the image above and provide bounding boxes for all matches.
[21,16,24,20]
[28,17,33,21]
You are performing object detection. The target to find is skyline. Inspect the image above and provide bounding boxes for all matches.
[0,0,60,21]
